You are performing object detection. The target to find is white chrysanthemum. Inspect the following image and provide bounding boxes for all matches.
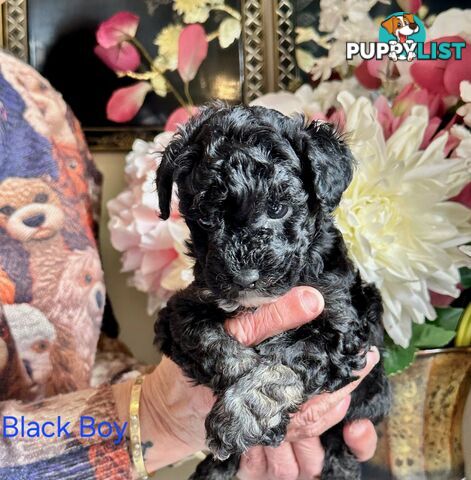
[107,133,194,315]
[334,92,471,347]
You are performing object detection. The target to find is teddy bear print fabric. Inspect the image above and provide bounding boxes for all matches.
[0,50,105,401]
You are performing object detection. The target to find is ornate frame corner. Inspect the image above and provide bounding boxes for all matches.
[273,0,297,91]
[241,0,266,103]
[0,0,28,62]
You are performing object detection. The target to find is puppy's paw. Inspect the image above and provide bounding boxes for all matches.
[213,348,260,390]
[206,363,304,459]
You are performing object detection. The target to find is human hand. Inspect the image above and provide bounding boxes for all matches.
[114,286,379,475]
[237,350,379,480]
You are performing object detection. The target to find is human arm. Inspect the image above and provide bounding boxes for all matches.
[112,286,379,477]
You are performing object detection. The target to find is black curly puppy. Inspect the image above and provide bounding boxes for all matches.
[154,103,390,480]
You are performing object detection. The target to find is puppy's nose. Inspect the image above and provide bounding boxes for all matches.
[409,22,417,30]
[23,213,45,228]
[233,269,259,289]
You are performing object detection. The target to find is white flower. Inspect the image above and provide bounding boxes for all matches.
[319,0,376,33]
[334,92,471,347]
[296,48,317,74]
[154,24,183,71]
[250,81,368,118]
[218,18,241,48]
[173,0,224,24]
[296,80,369,113]
[428,8,471,41]
[108,132,194,314]
[457,81,471,127]
[305,0,382,79]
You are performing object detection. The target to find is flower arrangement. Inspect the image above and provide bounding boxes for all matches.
[108,2,471,375]
[94,3,241,126]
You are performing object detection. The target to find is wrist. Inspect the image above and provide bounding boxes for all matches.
[111,363,203,475]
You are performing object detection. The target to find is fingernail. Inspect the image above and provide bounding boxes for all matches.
[367,348,380,366]
[347,420,367,437]
[299,288,323,315]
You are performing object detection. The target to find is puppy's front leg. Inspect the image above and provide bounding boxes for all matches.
[206,362,305,460]
[155,287,260,393]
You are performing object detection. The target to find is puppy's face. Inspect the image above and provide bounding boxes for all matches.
[157,105,353,307]
[185,145,311,306]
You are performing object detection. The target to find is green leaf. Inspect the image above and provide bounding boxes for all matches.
[411,323,456,349]
[383,337,417,376]
[460,267,471,289]
[434,307,463,332]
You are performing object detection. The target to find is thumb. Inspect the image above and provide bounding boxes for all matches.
[225,287,324,346]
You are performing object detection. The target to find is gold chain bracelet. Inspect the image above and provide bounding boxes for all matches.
[129,376,151,479]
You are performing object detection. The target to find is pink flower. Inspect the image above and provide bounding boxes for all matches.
[430,290,459,308]
[373,85,460,151]
[178,24,208,83]
[108,133,194,314]
[397,0,422,14]
[94,43,140,72]
[96,11,139,48]
[354,60,382,90]
[393,83,445,118]
[410,36,471,96]
[374,96,401,139]
[95,11,141,72]
[106,82,152,123]
[165,106,199,132]
[452,183,471,209]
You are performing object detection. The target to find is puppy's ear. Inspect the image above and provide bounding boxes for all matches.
[381,17,396,34]
[156,106,218,220]
[298,121,354,213]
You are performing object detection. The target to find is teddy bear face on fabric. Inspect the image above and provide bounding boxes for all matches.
[3,304,56,392]
[0,50,106,399]
[0,177,64,243]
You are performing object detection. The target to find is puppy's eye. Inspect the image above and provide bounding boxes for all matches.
[267,202,288,219]
[34,193,48,203]
[0,205,15,216]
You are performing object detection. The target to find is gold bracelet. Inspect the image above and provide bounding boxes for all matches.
[129,375,151,479]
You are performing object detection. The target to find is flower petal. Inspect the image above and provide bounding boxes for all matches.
[94,43,140,72]
[164,106,198,132]
[106,82,151,123]
[218,18,241,49]
[355,61,382,89]
[443,42,471,96]
[396,0,422,14]
[96,11,140,48]
[178,24,208,83]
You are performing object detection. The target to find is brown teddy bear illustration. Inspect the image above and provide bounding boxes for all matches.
[0,177,66,313]
[47,247,105,394]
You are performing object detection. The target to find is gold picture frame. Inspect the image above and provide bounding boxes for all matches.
[0,0,299,150]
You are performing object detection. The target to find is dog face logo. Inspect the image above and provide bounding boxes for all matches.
[379,12,425,62]
[0,178,65,242]
[381,13,419,43]
[347,14,464,63]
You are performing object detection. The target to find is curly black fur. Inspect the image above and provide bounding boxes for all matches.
[154,103,390,479]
